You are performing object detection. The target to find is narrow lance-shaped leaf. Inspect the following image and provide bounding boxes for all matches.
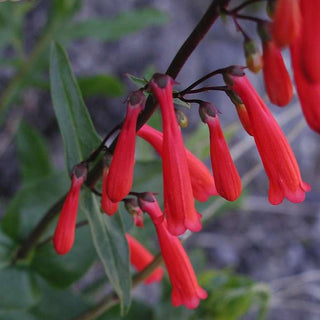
[15,122,53,184]
[50,42,101,172]
[81,190,131,314]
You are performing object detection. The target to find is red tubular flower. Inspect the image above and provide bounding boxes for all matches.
[271,0,301,48]
[53,164,87,255]
[138,193,207,309]
[228,73,310,204]
[101,166,118,216]
[199,104,242,201]
[126,233,164,284]
[150,74,201,236]
[106,91,145,202]
[290,36,320,133]
[262,40,293,106]
[300,0,320,83]
[137,124,218,202]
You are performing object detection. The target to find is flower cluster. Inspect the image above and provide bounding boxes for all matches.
[51,0,319,310]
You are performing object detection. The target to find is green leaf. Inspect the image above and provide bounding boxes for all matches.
[31,221,96,288]
[78,74,125,98]
[60,8,168,41]
[0,267,40,311]
[98,299,154,320]
[0,227,15,269]
[1,172,69,242]
[0,311,37,320]
[196,270,270,320]
[30,280,90,320]
[50,42,101,172]
[15,122,53,184]
[81,190,131,315]
[126,74,149,88]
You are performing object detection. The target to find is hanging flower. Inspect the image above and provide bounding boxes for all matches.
[126,233,164,284]
[227,73,310,204]
[53,164,87,255]
[137,124,217,202]
[290,35,320,134]
[106,91,145,202]
[149,74,201,236]
[262,40,293,106]
[300,0,320,83]
[271,0,301,48]
[138,193,207,309]
[199,103,242,201]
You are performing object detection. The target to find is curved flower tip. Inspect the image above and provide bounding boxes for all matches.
[138,124,217,202]
[269,181,311,205]
[106,91,145,202]
[101,167,118,216]
[150,74,201,235]
[271,0,301,48]
[53,164,87,255]
[228,74,310,204]
[126,234,164,284]
[172,286,208,309]
[262,40,293,106]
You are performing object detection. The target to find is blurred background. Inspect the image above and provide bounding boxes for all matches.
[1,1,320,319]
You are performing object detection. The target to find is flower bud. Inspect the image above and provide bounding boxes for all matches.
[244,39,263,73]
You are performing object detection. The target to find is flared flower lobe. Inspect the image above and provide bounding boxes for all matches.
[271,0,301,48]
[137,124,218,202]
[106,91,145,202]
[139,194,207,308]
[262,40,293,106]
[150,74,201,235]
[53,164,87,255]
[228,74,310,204]
[126,233,164,284]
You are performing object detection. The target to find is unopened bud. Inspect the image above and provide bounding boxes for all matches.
[199,102,219,123]
[244,39,263,73]
[175,109,188,128]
